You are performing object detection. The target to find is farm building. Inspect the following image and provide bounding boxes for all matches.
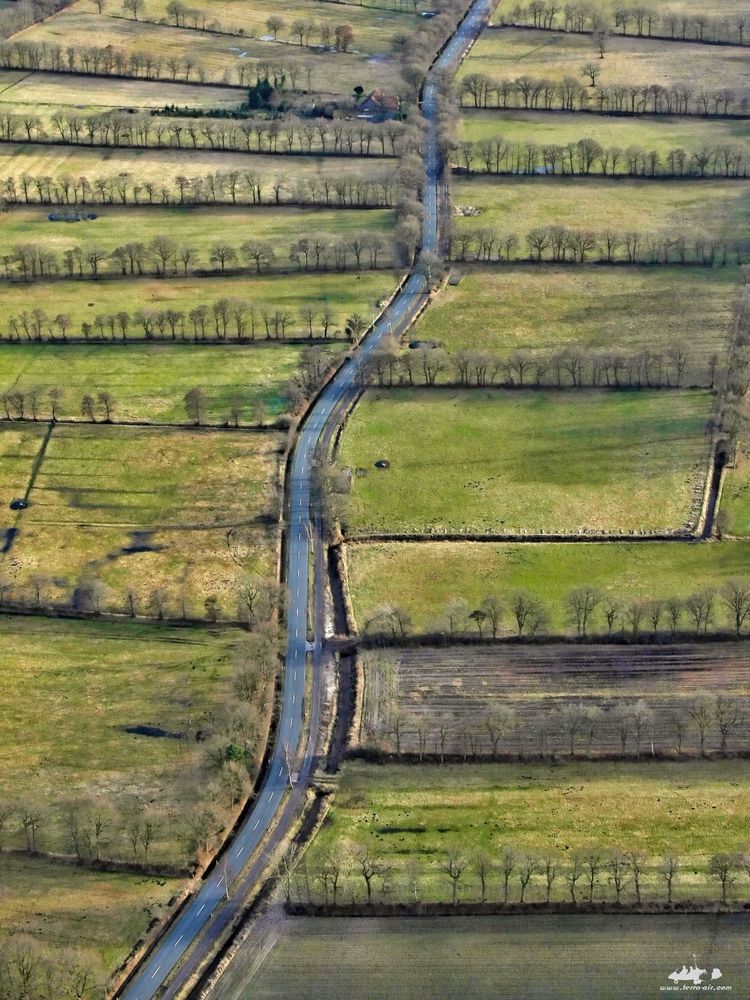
[356,89,401,122]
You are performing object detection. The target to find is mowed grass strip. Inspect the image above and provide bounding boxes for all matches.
[0,271,396,338]
[217,913,750,1000]
[413,267,735,384]
[1,423,281,611]
[0,203,396,259]
[457,109,750,166]
[458,27,750,96]
[0,616,237,864]
[308,759,750,901]
[451,177,750,245]
[0,852,179,983]
[345,539,750,634]
[0,342,342,422]
[338,389,713,535]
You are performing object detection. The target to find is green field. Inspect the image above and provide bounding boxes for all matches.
[0,342,341,422]
[14,0,411,93]
[413,267,735,385]
[458,27,750,98]
[456,109,750,170]
[0,853,179,989]
[0,616,242,864]
[0,203,396,269]
[0,271,396,340]
[451,177,750,247]
[721,426,750,536]
[346,539,750,634]
[0,142,395,193]
[306,760,750,902]
[214,913,750,1000]
[338,389,712,536]
[0,69,241,113]
[1,423,281,613]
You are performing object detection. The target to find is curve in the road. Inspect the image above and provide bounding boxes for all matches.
[117,3,496,997]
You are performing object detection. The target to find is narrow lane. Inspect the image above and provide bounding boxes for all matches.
[118,2,496,996]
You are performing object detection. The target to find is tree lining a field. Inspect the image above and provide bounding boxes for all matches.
[497,5,749,47]
[288,841,750,908]
[352,336,717,389]
[0,0,473,96]
[0,169,404,209]
[357,581,750,642]
[457,73,750,117]
[0,298,367,344]
[452,136,750,177]
[0,112,412,157]
[0,344,342,427]
[445,225,747,266]
[0,624,276,874]
[359,652,750,760]
[0,230,401,283]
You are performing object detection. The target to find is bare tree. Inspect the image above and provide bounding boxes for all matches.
[722,580,750,636]
[440,849,469,904]
[714,695,745,755]
[708,852,737,904]
[659,854,679,903]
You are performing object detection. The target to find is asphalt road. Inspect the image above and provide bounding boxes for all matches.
[117,3,496,997]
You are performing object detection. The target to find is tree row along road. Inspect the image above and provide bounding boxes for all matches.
[117,1,498,997]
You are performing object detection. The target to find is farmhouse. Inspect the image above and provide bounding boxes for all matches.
[356,89,401,122]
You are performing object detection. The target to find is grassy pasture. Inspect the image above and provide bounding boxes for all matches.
[0,203,396,259]
[338,389,712,535]
[0,423,46,509]
[358,643,750,757]
[0,423,281,612]
[720,402,750,536]
[0,68,241,112]
[0,616,240,863]
[0,271,396,338]
[0,342,330,422]
[0,143,395,190]
[0,853,179,985]
[491,0,750,18]
[14,2,406,93]
[308,759,750,902]
[414,267,734,385]
[458,27,750,97]
[214,913,750,1000]
[142,0,420,57]
[456,109,750,165]
[345,539,750,634]
[451,177,750,246]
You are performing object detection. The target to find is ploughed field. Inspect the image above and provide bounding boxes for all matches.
[358,643,750,757]
[212,913,750,1000]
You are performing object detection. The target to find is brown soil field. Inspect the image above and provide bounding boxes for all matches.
[359,642,750,758]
